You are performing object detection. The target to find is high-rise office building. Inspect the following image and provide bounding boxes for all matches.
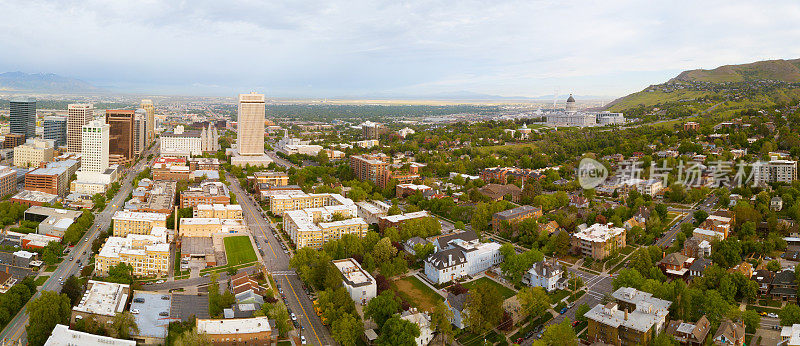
[106,110,135,162]
[10,97,36,139]
[67,103,94,153]
[237,93,265,156]
[141,99,154,141]
[81,120,109,173]
[43,116,68,147]
[134,109,147,156]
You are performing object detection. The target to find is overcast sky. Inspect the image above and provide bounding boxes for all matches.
[2,0,800,98]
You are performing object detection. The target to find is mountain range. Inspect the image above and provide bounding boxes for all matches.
[0,72,101,93]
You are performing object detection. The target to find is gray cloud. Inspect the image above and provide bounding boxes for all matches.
[1,0,800,97]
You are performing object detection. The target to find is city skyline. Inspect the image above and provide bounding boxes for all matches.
[1,1,800,98]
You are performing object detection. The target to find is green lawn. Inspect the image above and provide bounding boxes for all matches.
[463,277,516,300]
[224,236,258,266]
[34,276,49,286]
[44,265,57,272]
[391,276,444,312]
[548,289,570,303]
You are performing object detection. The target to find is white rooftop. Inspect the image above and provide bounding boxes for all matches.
[45,324,136,346]
[113,210,167,222]
[573,223,625,243]
[197,316,271,335]
[380,211,430,223]
[333,258,374,287]
[73,280,129,317]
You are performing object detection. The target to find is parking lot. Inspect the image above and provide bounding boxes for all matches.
[170,293,210,321]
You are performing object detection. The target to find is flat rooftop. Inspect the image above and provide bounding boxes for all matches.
[113,210,167,222]
[197,316,271,335]
[73,280,129,317]
[333,258,374,288]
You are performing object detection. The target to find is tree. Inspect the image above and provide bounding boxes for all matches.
[112,311,139,339]
[431,300,454,344]
[517,287,550,318]
[106,263,134,285]
[26,291,71,346]
[693,210,709,225]
[61,276,85,305]
[651,333,678,346]
[742,309,761,334]
[575,303,592,322]
[372,237,397,264]
[332,313,363,346]
[767,260,782,272]
[172,327,211,346]
[781,304,800,326]
[464,284,504,334]
[534,318,578,346]
[365,291,400,329]
[377,315,420,346]
[703,290,730,327]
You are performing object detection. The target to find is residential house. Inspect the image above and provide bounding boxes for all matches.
[688,258,713,279]
[682,236,711,258]
[475,183,522,203]
[780,324,800,346]
[400,309,434,346]
[569,195,589,208]
[771,269,797,301]
[657,253,694,278]
[571,223,626,260]
[522,259,566,292]
[752,269,774,296]
[665,315,710,346]
[424,248,467,284]
[712,320,745,346]
[446,292,469,329]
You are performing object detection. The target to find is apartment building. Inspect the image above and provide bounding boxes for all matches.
[248,171,289,186]
[0,165,19,198]
[424,238,503,285]
[584,287,672,346]
[283,204,367,249]
[46,324,136,346]
[269,192,352,215]
[193,204,243,219]
[333,258,377,305]
[492,205,543,233]
[124,180,176,214]
[25,165,68,197]
[95,230,170,277]
[112,211,168,237]
[70,280,131,326]
[755,159,798,184]
[13,138,54,168]
[571,223,627,260]
[188,157,222,171]
[378,211,431,231]
[355,200,391,224]
[350,153,390,185]
[180,181,230,208]
[196,317,271,345]
[179,218,247,237]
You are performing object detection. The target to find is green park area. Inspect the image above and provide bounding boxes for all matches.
[224,236,258,266]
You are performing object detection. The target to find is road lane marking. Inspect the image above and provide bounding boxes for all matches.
[285,276,323,345]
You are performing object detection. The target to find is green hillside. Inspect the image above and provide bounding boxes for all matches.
[671,58,800,83]
[605,58,800,114]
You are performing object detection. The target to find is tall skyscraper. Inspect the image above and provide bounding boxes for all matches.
[237,92,265,156]
[43,115,68,147]
[10,97,36,139]
[81,120,109,173]
[134,109,147,156]
[141,99,154,141]
[68,103,94,153]
[106,110,135,162]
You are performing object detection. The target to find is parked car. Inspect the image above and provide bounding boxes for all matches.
[768,313,779,318]
[300,336,307,345]
[572,320,580,327]
[291,313,297,321]
[560,307,568,314]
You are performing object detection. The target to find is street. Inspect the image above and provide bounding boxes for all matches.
[227,175,333,345]
[0,144,159,344]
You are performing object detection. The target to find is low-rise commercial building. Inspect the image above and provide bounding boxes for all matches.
[180,181,230,208]
[0,165,17,198]
[25,165,69,197]
[193,204,243,219]
[196,317,271,345]
[247,171,290,187]
[70,280,131,326]
[396,183,431,198]
[45,324,136,346]
[179,218,247,237]
[10,189,58,207]
[333,258,377,305]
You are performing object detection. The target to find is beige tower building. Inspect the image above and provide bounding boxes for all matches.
[67,103,94,153]
[141,99,155,141]
[237,93,265,155]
